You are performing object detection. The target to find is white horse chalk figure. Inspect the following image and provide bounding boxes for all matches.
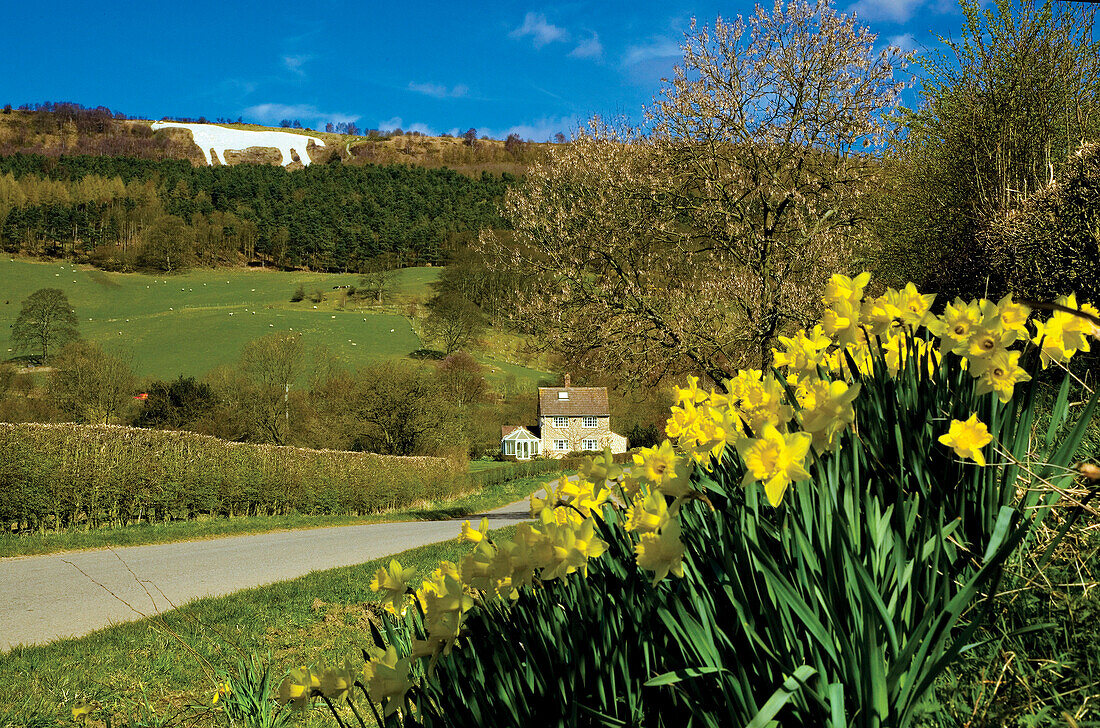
[150,121,326,167]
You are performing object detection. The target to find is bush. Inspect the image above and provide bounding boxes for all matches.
[290,284,305,302]
[0,424,469,530]
[283,274,1099,726]
[307,289,324,304]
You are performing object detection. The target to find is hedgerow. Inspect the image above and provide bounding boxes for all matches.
[0,424,467,531]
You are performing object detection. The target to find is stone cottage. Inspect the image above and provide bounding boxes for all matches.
[500,376,628,460]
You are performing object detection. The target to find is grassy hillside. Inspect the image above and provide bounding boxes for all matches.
[0,257,548,385]
[0,108,551,176]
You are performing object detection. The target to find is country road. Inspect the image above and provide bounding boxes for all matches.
[0,496,536,652]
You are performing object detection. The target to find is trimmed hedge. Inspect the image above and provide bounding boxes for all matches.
[0,424,467,531]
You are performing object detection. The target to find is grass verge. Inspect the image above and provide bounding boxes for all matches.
[0,471,555,559]
[0,525,515,727]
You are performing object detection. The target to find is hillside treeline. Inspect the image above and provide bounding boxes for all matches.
[0,154,513,271]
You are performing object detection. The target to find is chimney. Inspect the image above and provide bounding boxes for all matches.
[564,373,571,387]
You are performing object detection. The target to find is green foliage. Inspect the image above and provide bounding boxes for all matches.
[393,339,1096,727]
[0,154,512,271]
[215,658,296,728]
[0,423,468,531]
[132,375,218,430]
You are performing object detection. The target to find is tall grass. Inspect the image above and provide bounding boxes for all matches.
[0,423,467,531]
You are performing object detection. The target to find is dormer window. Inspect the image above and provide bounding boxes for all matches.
[558,392,569,400]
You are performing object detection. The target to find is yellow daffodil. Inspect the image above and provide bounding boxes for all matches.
[673,375,709,407]
[822,301,863,347]
[625,490,670,533]
[664,400,699,441]
[734,374,793,434]
[938,414,993,466]
[319,660,356,700]
[772,326,832,377]
[634,439,694,497]
[995,294,1030,336]
[579,446,623,483]
[71,700,96,723]
[460,540,497,591]
[277,667,315,708]
[822,271,872,307]
[1033,294,1099,367]
[542,517,607,581]
[734,425,813,506]
[634,440,680,483]
[211,681,231,705]
[798,380,861,452]
[861,293,904,336]
[367,646,415,716]
[933,298,983,355]
[969,348,1031,403]
[635,516,686,584]
[370,558,417,616]
[892,282,937,328]
[460,517,490,543]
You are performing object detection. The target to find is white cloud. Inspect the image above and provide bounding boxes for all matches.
[377,116,437,135]
[408,81,469,99]
[847,0,926,23]
[406,122,439,136]
[569,32,603,59]
[622,38,681,67]
[476,115,581,143]
[510,12,569,49]
[380,116,404,130]
[282,54,313,77]
[244,103,358,126]
[887,32,919,53]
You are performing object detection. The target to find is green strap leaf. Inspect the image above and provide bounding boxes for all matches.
[644,666,727,687]
[744,665,817,728]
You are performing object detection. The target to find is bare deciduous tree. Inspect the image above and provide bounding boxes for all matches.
[482,0,908,385]
[239,332,305,445]
[49,341,136,424]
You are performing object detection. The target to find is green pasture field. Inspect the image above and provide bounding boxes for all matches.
[0,258,548,385]
[0,526,517,727]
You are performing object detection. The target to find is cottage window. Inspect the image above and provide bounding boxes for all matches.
[582,416,597,428]
[553,416,567,428]
[554,439,568,451]
[504,440,515,455]
[582,439,598,451]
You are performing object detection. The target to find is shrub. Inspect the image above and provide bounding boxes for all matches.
[281,274,1099,726]
[290,284,305,302]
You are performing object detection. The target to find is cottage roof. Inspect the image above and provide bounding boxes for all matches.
[538,387,609,417]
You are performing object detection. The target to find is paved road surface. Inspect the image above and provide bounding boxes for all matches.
[0,497,535,651]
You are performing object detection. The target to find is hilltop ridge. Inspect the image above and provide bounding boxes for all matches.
[0,103,552,176]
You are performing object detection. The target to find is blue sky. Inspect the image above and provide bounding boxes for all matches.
[7,0,965,140]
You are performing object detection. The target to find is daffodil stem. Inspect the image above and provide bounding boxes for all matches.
[346,698,369,728]
[321,695,350,728]
[356,682,385,728]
